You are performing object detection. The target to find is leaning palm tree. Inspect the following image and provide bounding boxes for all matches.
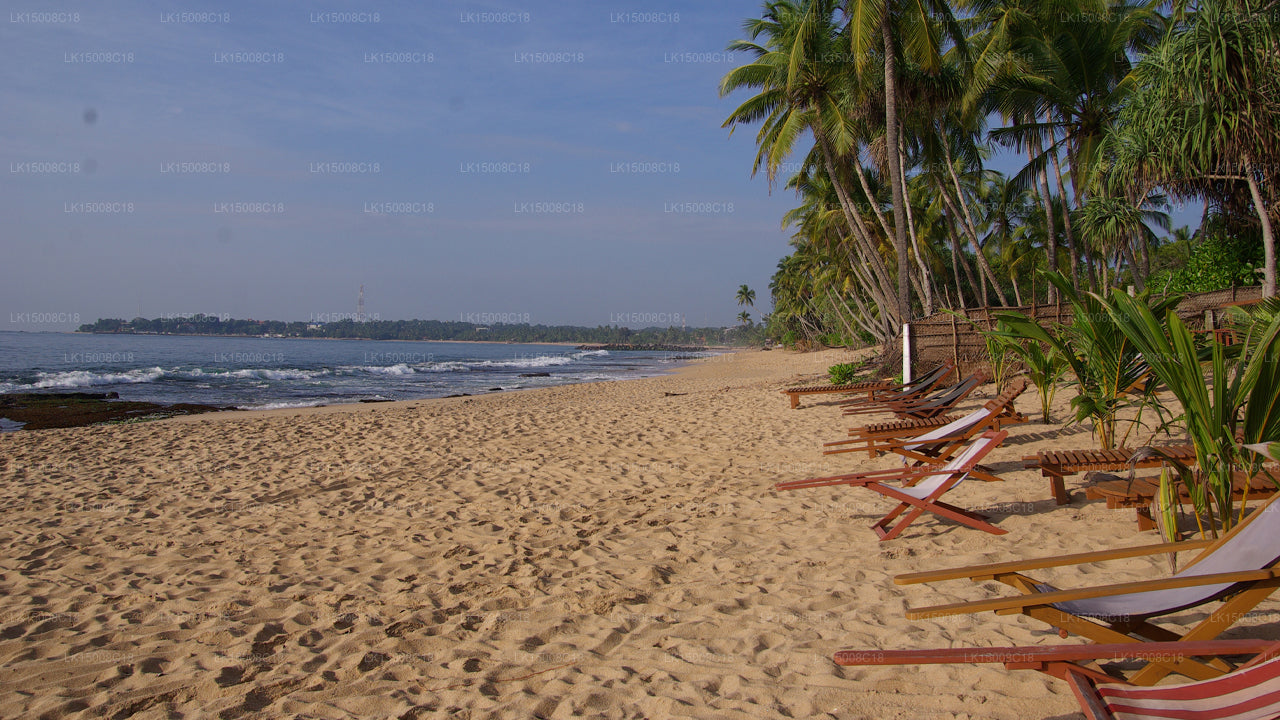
[736,284,757,309]
[721,0,901,333]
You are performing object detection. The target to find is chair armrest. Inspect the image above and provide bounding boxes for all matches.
[894,539,1216,585]
[905,568,1280,619]
[774,465,928,490]
[834,639,1277,666]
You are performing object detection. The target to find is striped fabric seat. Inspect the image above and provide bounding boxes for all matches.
[1092,655,1280,720]
[834,640,1280,720]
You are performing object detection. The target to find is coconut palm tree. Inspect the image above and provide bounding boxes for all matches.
[981,1,1167,293]
[843,0,969,323]
[1102,0,1280,295]
[1078,191,1171,292]
[721,0,901,330]
[737,284,757,309]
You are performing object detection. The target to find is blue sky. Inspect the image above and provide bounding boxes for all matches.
[1,1,1198,330]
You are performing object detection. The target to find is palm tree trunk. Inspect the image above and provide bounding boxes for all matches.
[1245,156,1277,297]
[941,138,1009,306]
[882,15,913,326]
[1066,140,1099,293]
[1139,232,1150,286]
[948,215,982,306]
[848,257,893,341]
[1030,123,1058,302]
[938,183,1007,307]
[899,141,933,314]
[1047,128,1081,291]
[1123,241,1145,293]
[825,293,860,344]
[853,152,894,241]
[813,123,900,315]
[950,230,966,310]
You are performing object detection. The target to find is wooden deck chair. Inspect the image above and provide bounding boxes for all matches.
[896,493,1280,685]
[818,380,1029,483]
[842,371,987,420]
[828,378,1029,459]
[834,639,1280,720]
[837,361,956,410]
[775,430,1010,541]
[781,378,894,409]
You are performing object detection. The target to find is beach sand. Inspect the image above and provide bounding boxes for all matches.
[2,348,1277,719]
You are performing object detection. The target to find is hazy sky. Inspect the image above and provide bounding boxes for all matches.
[2,1,1198,331]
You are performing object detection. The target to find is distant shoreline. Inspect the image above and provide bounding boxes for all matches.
[69,331,737,351]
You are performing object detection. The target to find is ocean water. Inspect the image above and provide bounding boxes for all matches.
[0,332,709,410]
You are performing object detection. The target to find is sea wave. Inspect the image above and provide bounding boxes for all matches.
[471,355,576,369]
[235,399,331,411]
[423,361,470,373]
[32,367,167,389]
[349,363,415,376]
[183,367,329,381]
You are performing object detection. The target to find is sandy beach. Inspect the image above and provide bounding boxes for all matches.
[3,348,1277,719]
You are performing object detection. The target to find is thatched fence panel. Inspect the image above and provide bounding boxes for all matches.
[907,287,1265,379]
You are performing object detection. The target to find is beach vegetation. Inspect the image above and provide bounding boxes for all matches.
[827,361,865,385]
[722,0,1279,356]
[1103,290,1280,534]
[995,271,1173,450]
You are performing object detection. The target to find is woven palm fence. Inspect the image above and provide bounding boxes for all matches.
[908,286,1264,378]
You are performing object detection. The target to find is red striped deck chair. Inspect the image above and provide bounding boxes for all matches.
[834,639,1280,720]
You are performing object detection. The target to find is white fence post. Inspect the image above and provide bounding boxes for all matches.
[902,323,912,383]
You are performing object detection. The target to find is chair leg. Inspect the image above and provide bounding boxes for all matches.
[869,485,1007,540]
[927,500,1008,535]
[870,499,925,541]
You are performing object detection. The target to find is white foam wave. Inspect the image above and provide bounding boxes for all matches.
[236,399,330,411]
[33,367,166,389]
[225,368,326,381]
[472,355,575,369]
[423,361,470,373]
[353,364,414,376]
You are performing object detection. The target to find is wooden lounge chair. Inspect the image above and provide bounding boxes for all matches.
[781,378,894,409]
[817,380,1029,483]
[837,361,956,410]
[1086,469,1280,530]
[1025,445,1199,506]
[828,378,1028,459]
[842,371,988,420]
[835,639,1280,720]
[775,430,1010,541]
[895,493,1280,685]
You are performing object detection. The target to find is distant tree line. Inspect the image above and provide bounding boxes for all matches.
[77,316,760,346]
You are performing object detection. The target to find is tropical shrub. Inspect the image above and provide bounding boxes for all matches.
[999,337,1067,423]
[1105,291,1280,534]
[828,362,863,385]
[996,272,1176,450]
[1148,232,1262,294]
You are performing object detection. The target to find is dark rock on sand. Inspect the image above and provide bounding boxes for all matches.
[0,392,227,431]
